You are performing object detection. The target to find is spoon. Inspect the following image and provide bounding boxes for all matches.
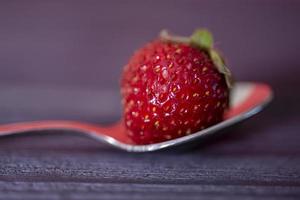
[0,82,272,152]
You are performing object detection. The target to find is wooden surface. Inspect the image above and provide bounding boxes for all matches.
[0,85,299,200]
[0,0,300,199]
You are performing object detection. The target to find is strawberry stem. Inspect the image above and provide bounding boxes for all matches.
[160,30,190,44]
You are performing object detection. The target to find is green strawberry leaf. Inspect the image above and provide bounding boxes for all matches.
[190,28,214,49]
[209,49,233,88]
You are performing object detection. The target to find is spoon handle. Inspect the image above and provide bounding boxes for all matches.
[0,120,101,136]
[0,120,129,144]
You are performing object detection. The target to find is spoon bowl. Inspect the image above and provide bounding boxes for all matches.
[0,82,272,152]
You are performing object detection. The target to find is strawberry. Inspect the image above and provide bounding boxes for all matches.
[121,28,233,144]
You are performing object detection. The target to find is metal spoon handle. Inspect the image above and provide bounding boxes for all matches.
[0,120,102,136]
[0,120,129,145]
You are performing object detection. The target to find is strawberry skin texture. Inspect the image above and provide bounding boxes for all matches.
[121,40,229,144]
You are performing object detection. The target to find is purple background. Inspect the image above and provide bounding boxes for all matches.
[0,1,299,144]
[1,0,299,123]
[0,0,299,90]
[0,1,299,199]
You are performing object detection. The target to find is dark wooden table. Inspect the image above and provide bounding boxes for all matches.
[0,1,299,199]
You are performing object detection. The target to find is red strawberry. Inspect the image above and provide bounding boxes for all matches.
[121,29,233,144]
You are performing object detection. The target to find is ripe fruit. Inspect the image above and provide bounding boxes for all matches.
[121,29,233,144]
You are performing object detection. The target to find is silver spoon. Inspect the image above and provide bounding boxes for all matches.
[0,82,272,152]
